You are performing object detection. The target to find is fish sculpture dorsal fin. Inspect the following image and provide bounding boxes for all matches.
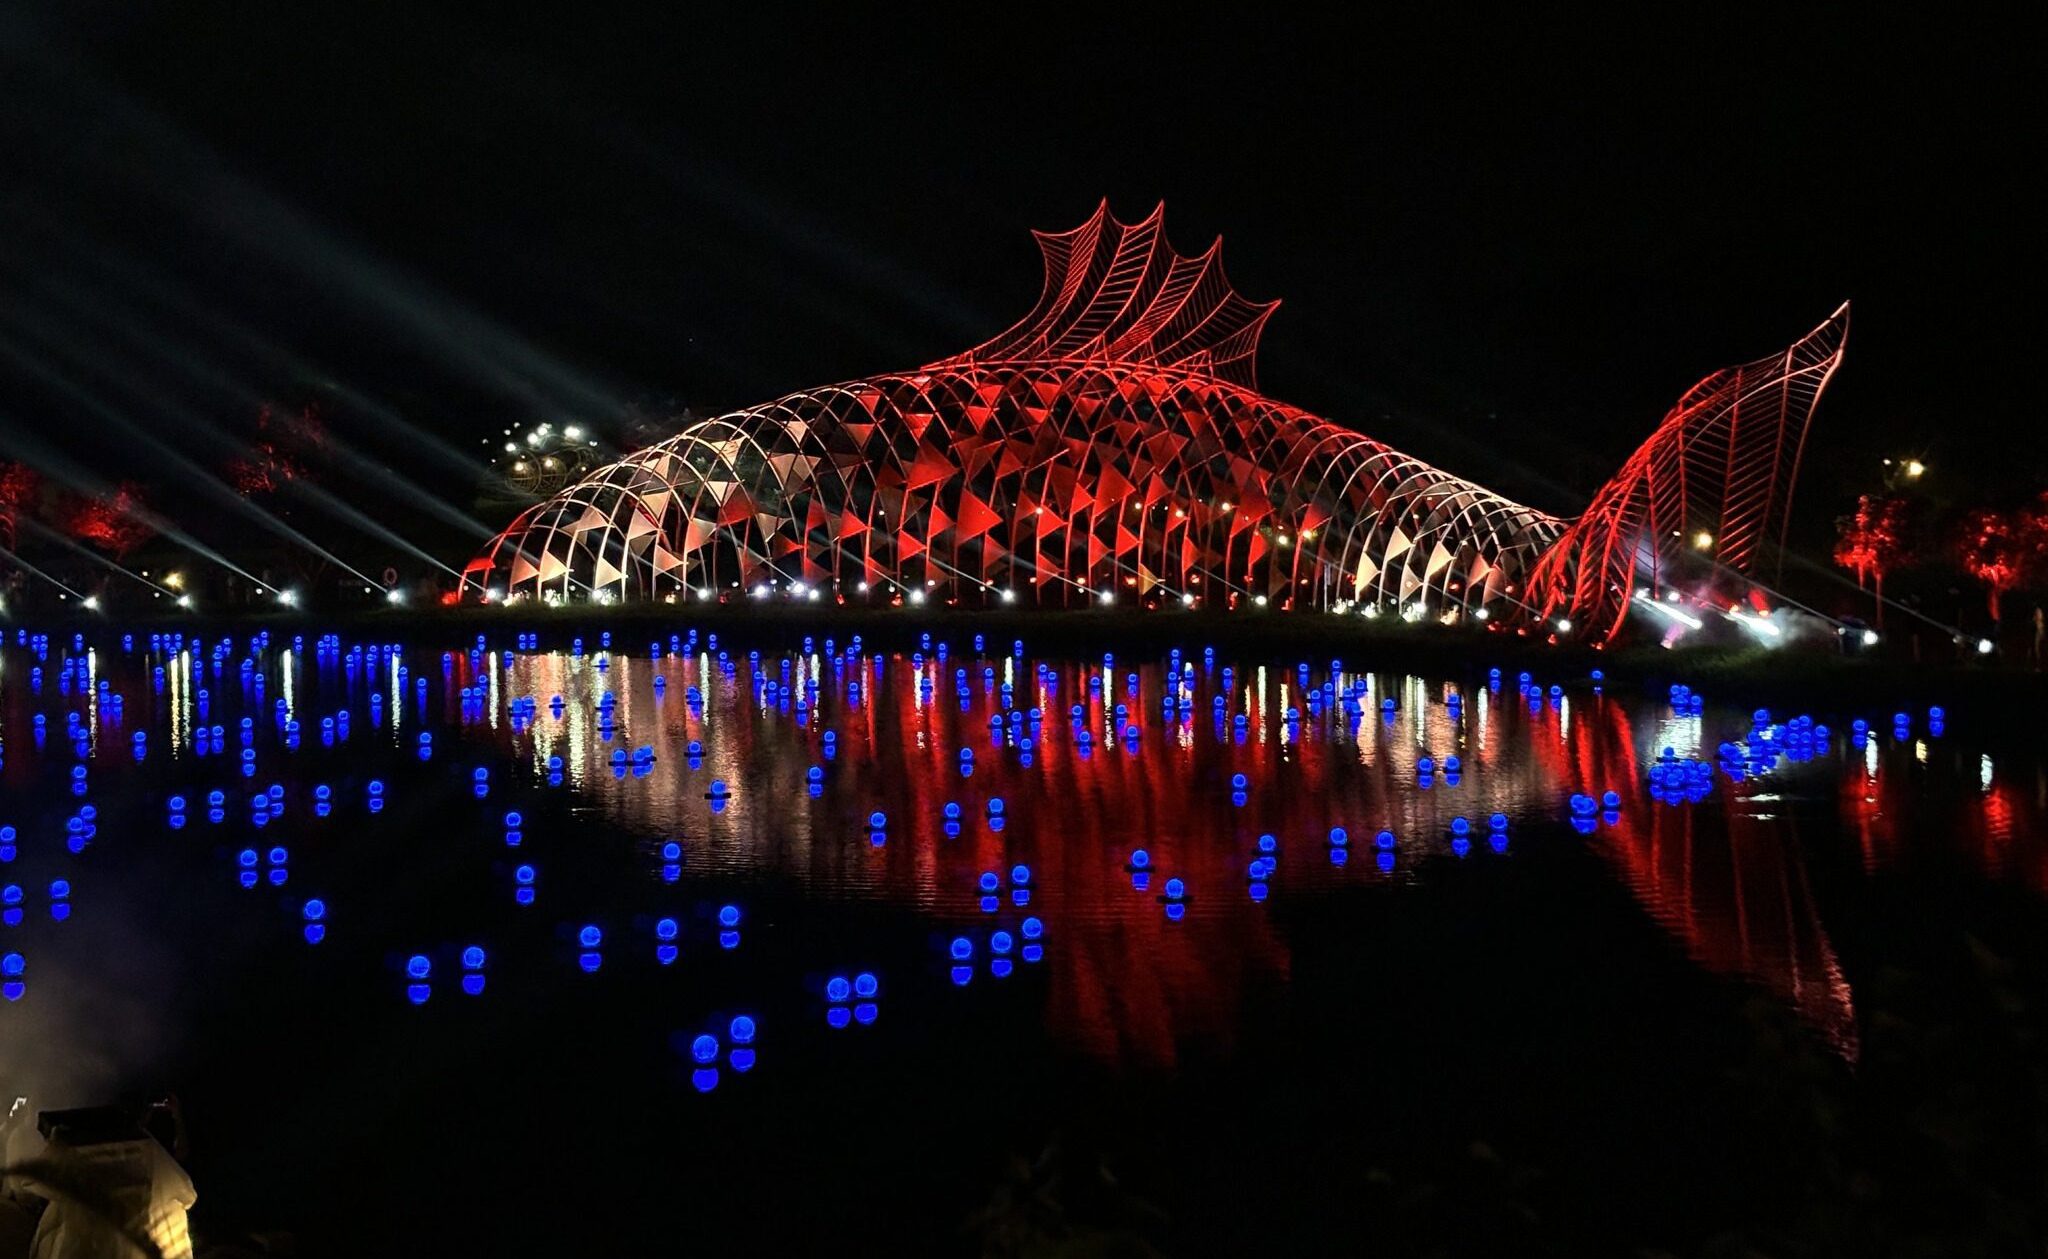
[929,200,1280,389]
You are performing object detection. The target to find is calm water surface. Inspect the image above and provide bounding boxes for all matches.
[2,627,2042,1253]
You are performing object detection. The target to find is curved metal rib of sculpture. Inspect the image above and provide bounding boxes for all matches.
[463,202,1847,641]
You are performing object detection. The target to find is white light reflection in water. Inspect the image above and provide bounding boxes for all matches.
[32,636,2047,1076]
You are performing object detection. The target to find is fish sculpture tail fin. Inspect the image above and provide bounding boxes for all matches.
[1526,302,1850,640]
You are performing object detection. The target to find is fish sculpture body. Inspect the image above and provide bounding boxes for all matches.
[465,203,1846,641]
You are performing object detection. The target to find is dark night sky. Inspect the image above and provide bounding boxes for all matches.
[1,6,2038,560]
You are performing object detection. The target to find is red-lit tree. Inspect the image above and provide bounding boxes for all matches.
[1833,494,1910,626]
[65,482,154,559]
[1956,507,2034,624]
[0,460,38,551]
[225,403,328,496]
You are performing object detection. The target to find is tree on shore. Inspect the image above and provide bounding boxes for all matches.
[0,460,38,551]
[1833,494,1911,627]
[63,482,155,560]
[1955,504,2045,625]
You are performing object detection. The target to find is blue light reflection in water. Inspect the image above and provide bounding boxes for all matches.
[5,626,2039,1101]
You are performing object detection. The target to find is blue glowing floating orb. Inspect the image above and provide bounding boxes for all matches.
[1164,877,1187,901]
[718,904,741,928]
[2,953,24,977]
[991,931,1014,955]
[462,946,486,970]
[1329,827,1348,847]
[853,971,879,999]
[730,1015,757,1044]
[1129,848,1150,869]
[1489,813,1509,831]
[978,871,1000,893]
[406,954,432,979]
[869,811,887,828]
[303,899,326,921]
[578,924,602,949]
[950,936,973,961]
[826,975,852,1002]
[1375,829,1396,850]
[691,1033,719,1063]
[655,917,679,941]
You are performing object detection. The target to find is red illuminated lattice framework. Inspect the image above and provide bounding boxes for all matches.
[464,204,1846,641]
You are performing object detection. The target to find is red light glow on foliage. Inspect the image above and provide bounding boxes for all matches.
[64,482,154,559]
[1957,505,2048,622]
[1832,494,1911,625]
[226,403,327,496]
[0,460,39,550]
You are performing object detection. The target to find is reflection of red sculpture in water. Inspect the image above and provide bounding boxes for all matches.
[1522,694,1858,1057]
[489,650,1877,1064]
[1613,806,1857,1058]
[1841,738,2048,896]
